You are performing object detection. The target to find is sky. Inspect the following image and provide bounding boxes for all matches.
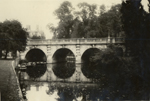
[0,0,149,39]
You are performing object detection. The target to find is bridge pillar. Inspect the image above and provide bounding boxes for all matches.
[47,55,52,63]
[47,44,52,63]
[76,55,81,63]
[19,52,25,60]
[76,43,82,63]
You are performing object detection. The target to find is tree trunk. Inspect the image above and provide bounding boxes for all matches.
[0,50,2,59]
[12,50,17,59]
[5,50,8,59]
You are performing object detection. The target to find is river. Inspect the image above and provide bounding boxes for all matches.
[17,62,125,101]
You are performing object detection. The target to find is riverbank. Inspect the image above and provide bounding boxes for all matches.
[0,59,23,101]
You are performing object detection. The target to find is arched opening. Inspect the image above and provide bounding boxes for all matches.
[25,48,46,62]
[25,48,47,78]
[81,48,100,63]
[52,48,75,79]
[52,48,75,63]
[81,48,101,79]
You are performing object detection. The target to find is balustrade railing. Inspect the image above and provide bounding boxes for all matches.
[27,37,125,45]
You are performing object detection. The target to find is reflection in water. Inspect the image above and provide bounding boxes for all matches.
[17,60,149,100]
[26,64,47,78]
[18,63,89,82]
[20,81,104,101]
[81,62,101,79]
[52,62,75,79]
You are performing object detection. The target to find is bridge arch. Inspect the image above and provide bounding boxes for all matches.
[81,48,101,78]
[52,48,75,63]
[51,48,76,79]
[81,48,101,63]
[25,48,47,62]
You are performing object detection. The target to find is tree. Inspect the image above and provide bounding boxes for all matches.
[74,3,100,38]
[120,0,147,56]
[99,4,106,15]
[0,20,28,59]
[120,0,149,77]
[119,0,150,99]
[98,4,124,37]
[47,23,57,39]
[54,1,74,38]
[90,44,146,99]
[30,32,45,39]
[31,35,42,39]
[50,1,124,39]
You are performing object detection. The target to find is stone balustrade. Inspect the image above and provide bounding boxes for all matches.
[27,37,125,45]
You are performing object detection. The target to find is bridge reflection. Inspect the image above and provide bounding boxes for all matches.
[17,63,90,82]
[52,62,75,79]
[26,64,47,78]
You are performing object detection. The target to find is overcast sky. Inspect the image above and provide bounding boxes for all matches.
[0,0,149,39]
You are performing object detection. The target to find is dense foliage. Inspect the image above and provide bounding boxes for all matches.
[30,31,45,39]
[0,20,28,59]
[79,0,150,100]
[121,0,150,80]
[48,1,124,39]
[30,35,45,39]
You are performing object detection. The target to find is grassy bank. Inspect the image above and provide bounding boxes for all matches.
[0,60,22,101]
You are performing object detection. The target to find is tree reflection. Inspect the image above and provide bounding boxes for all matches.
[20,80,146,101]
[46,83,104,101]
[57,87,75,101]
[46,84,56,95]
[81,62,102,80]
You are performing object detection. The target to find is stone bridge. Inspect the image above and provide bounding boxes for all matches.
[20,37,125,64]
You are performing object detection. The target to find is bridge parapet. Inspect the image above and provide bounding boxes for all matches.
[27,40,48,45]
[27,37,125,45]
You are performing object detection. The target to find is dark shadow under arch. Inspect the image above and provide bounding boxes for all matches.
[81,48,101,79]
[26,64,47,78]
[25,48,47,62]
[81,48,100,63]
[52,48,76,79]
[52,48,75,63]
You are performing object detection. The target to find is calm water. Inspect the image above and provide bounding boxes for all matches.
[17,62,127,101]
[20,81,104,101]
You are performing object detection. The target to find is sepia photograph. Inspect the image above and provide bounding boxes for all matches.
[0,0,150,101]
